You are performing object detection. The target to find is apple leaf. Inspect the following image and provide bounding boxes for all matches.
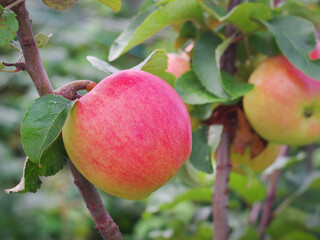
[0,6,19,47]
[261,16,320,81]
[108,0,205,61]
[5,136,67,194]
[21,95,73,163]
[0,62,4,70]
[229,173,266,204]
[192,32,229,99]
[35,32,52,49]
[98,0,121,13]
[87,56,120,74]
[175,71,228,105]
[188,125,223,173]
[189,104,213,121]
[202,2,271,34]
[132,49,168,77]
[42,0,78,10]
[221,71,254,99]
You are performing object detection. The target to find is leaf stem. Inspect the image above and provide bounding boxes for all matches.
[55,80,96,100]
[7,1,122,239]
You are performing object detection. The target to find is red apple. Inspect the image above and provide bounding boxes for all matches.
[62,69,192,200]
[167,53,190,78]
[310,40,320,60]
[243,56,320,145]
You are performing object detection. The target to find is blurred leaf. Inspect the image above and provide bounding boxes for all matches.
[9,40,21,52]
[203,2,271,33]
[42,0,78,10]
[98,0,121,13]
[192,32,229,98]
[179,20,197,39]
[175,71,227,104]
[0,6,18,47]
[221,71,254,99]
[35,32,52,49]
[87,56,119,74]
[262,16,320,80]
[190,104,213,120]
[0,62,4,70]
[229,173,266,204]
[21,95,73,163]
[189,125,223,173]
[109,0,205,61]
[281,231,318,240]
[239,226,259,240]
[132,49,168,77]
[284,0,320,30]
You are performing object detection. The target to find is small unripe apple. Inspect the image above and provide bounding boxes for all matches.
[62,69,192,200]
[243,56,320,145]
[230,143,282,174]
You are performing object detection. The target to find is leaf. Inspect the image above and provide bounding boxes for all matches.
[189,104,213,121]
[108,0,205,61]
[192,32,229,98]
[5,136,68,194]
[261,16,320,80]
[175,71,227,105]
[35,32,52,49]
[189,125,223,173]
[229,172,266,204]
[98,0,121,13]
[21,95,73,163]
[203,2,271,34]
[132,49,168,77]
[221,71,254,99]
[42,0,78,10]
[0,6,19,47]
[0,62,4,70]
[87,56,119,74]
[284,0,320,31]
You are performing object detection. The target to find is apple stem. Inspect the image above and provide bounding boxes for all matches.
[213,131,231,240]
[8,2,122,239]
[54,80,96,100]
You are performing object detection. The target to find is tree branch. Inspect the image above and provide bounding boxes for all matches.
[213,131,231,240]
[9,1,122,239]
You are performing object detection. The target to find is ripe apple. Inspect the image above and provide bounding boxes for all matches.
[243,56,320,146]
[167,53,200,130]
[309,40,320,60]
[62,69,192,200]
[230,143,282,174]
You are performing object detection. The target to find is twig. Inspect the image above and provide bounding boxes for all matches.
[54,80,96,100]
[213,131,231,240]
[5,0,24,9]
[9,2,122,239]
[68,161,122,240]
[249,203,262,225]
[2,61,25,71]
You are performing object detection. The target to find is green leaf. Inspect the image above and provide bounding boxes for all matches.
[192,32,229,99]
[229,173,266,204]
[98,0,121,13]
[203,2,271,33]
[221,71,254,99]
[0,6,18,47]
[261,16,320,80]
[35,32,52,49]
[284,0,320,31]
[132,49,168,77]
[4,135,68,194]
[189,125,223,173]
[108,0,205,61]
[175,71,227,105]
[179,20,197,39]
[87,56,119,74]
[190,104,213,120]
[39,135,68,176]
[42,0,78,10]
[0,62,4,70]
[21,95,73,163]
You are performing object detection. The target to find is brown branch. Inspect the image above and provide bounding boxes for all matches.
[2,61,26,71]
[213,131,231,240]
[54,80,96,100]
[68,161,122,240]
[10,1,122,239]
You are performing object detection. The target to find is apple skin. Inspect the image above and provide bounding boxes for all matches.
[243,56,320,146]
[62,69,192,200]
[310,40,320,60]
[230,143,282,174]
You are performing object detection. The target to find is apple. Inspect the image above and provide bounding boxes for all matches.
[243,56,320,146]
[309,40,320,60]
[230,143,282,174]
[62,69,192,200]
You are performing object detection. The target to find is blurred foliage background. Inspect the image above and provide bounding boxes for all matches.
[1,0,320,239]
